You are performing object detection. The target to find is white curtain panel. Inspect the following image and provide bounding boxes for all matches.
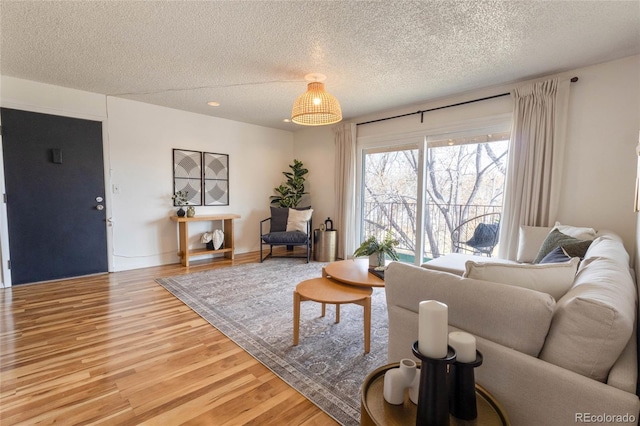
[333,122,357,259]
[499,78,571,260]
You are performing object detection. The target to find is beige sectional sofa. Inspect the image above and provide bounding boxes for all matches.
[385,228,639,425]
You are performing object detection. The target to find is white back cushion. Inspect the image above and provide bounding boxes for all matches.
[464,258,579,301]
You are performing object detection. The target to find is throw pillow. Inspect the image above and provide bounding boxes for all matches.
[553,222,597,241]
[463,257,579,301]
[533,229,588,264]
[539,246,571,264]
[286,208,313,232]
[270,207,289,232]
[465,223,499,248]
[562,240,593,259]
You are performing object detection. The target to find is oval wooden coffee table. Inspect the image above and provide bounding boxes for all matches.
[323,258,384,288]
[293,277,373,353]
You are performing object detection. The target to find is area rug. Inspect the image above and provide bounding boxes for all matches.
[155,260,388,425]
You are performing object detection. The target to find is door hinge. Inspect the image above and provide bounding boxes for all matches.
[3,193,6,203]
[7,260,10,270]
[0,125,2,136]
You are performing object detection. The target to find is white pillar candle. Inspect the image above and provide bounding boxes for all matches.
[418,300,448,358]
[448,331,476,363]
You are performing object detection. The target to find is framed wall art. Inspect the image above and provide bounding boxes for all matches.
[203,152,229,206]
[173,149,203,206]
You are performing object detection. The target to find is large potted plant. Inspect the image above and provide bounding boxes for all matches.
[353,232,400,269]
[270,159,309,208]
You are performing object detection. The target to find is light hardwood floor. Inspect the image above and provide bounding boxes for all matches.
[0,252,338,425]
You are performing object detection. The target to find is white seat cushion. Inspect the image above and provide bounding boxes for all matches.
[422,253,514,276]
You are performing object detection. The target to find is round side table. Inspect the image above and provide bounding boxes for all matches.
[361,363,510,426]
[293,277,373,353]
[313,229,338,262]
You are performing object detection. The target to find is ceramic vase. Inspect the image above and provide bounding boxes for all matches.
[177,207,186,217]
[383,358,417,405]
[186,206,195,217]
[212,229,224,250]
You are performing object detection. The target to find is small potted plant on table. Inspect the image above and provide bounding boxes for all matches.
[172,190,189,217]
[353,232,400,270]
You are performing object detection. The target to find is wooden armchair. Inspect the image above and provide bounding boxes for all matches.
[260,207,312,263]
[451,212,501,257]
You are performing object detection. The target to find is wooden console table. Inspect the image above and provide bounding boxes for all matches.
[170,214,240,266]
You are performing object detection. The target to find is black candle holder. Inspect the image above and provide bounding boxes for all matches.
[411,341,457,426]
[448,350,483,420]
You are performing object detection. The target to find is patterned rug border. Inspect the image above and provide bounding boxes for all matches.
[155,261,387,425]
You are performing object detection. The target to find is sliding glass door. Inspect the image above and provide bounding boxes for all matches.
[361,145,420,263]
[423,133,509,259]
[357,122,510,264]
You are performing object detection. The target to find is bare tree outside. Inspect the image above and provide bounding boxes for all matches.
[362,138,509,261]
[425,140,508,258]
[363,148,419,257]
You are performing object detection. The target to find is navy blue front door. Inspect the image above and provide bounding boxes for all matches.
[2,108,108,284]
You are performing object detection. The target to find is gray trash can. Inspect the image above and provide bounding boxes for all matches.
[313,229,338,262]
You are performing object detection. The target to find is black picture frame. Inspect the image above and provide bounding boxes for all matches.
[173,149,203,206]
[203,152,229,206]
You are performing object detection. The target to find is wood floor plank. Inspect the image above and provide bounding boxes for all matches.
[0,253,339,425]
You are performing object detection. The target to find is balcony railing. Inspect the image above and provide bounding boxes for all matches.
[362,202,502,260]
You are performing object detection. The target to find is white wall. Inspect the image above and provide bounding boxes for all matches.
[106,96,294,270]
[1,77,295,277]
[557,55,640,254]
[294,55,640,255]
[293,126,336,229]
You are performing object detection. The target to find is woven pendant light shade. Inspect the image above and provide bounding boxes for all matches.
[291,81,342,126]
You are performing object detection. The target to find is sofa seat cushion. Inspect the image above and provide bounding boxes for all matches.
[463,257,579,301]
[422,253,514,276]
[261,231,309,244]
[539,254,636,382]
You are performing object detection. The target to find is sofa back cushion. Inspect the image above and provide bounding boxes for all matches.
[385,262,555,357]
[463,258,579,301]
[539,234,636,382]
[517,226,552,263]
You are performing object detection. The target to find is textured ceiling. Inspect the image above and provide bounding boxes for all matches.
[1,1,639,131]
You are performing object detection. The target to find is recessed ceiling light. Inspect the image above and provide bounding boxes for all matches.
[207,101,220,107]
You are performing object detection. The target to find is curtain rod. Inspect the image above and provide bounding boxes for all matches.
[357,76,579,126]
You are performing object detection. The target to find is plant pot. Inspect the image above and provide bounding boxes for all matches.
[369,252,385,268]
